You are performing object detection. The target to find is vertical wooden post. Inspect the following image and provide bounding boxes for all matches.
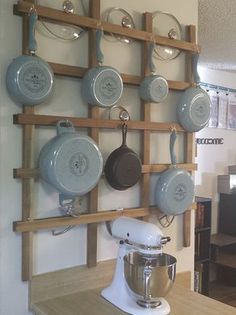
[141,13,153,220]
[183,25,197,247]
[87,0,100,267]
[21,0,35,281]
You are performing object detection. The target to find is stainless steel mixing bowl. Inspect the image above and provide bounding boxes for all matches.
[124,252,176,306]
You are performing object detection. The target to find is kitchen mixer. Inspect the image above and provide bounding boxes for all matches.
[101,217,176,315]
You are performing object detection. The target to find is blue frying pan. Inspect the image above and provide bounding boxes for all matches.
[6,9,54,106]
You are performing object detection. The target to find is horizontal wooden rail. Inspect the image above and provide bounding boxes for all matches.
[13,163,197,179]
[13,202,196,233]
[13,114,185,132]
[49,62,191,90]
[14,207,150,232]
[14,2,200,53]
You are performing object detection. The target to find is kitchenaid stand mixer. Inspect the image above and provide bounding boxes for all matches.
[101,217,176,315]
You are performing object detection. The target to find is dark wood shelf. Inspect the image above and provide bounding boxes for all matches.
[195,227,211,233]
[211,233,236,248]
[194,197,212,296]
[211,253,236,269]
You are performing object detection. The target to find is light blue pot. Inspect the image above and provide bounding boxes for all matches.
[39,120,103,201]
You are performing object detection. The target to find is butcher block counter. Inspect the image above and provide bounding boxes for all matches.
[30,260,235,315]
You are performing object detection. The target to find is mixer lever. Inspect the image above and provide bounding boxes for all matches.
[160,236,171,245]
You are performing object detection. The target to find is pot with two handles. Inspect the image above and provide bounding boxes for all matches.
[155,129,194,216]
[177,53,211,132]
[81,29,123,107]
[6,8,54,106]
[38,120,103,206]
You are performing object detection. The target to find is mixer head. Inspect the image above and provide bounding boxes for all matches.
[109,216,170,250]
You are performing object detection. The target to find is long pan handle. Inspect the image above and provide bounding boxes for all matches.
[28,9,38,54]
[96,29,104,65]
[169,129,177,166]
[192,53,201,84]
[148,42,156,74]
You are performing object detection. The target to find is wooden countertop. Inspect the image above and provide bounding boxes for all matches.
[30,260,235,315]
[31,284,236,315]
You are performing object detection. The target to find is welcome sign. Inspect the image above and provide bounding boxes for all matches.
[196,138,224,145]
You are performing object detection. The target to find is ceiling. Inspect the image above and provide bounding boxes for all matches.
[198,0,236,71]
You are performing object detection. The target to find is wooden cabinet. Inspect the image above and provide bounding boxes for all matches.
[194,197,212,295]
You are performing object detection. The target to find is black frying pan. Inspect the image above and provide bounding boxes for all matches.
[104,123,142,190]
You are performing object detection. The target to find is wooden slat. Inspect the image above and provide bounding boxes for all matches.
[15,2,200,53]
[141,13,153,221]
[86,0,100,268]
[13,163,198,179]
[49,62,191,89]
[183,25,197,248]
[13,114,185,132]
[13,208,150,233]
[21,2,35,281]
[14,203,196,234]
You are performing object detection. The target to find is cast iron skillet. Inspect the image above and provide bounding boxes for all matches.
[176,53,210,132]
[155,129,194,215]
[104,123,142,190]
[6,8,54,106]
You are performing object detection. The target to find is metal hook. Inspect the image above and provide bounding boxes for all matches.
[28,4,37,15]
[51,197,82,236]
[108,105,130,121]
[170,125,177,133]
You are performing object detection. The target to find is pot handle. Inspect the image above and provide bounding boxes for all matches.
[170,129,177,166]
[96,29,104,65]
[28,8,38,54]
[56,120,75,135]
[192,53,201,85]
[148,42,156,74]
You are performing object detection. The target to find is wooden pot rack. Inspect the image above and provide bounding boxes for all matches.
[13,0,198,281]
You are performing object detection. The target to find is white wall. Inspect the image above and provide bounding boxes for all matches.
[196,67,236,233]
[0,1,198,314]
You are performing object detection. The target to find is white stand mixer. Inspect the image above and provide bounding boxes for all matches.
[101,217,176,315]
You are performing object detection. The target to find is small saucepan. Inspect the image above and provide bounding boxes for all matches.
[104,122,142,190]
[81,29,123,107]
[177,53,211,132]
[155,130,194,215]
[39,120,103,205]
[140,42,169,103]
[6,8,54,106]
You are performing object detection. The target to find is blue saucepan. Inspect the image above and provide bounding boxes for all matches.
[81,29,123,108]
[139,42,169,103]
[155,130,194,215]
[6,9,54,106]
[177,53,210,132]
